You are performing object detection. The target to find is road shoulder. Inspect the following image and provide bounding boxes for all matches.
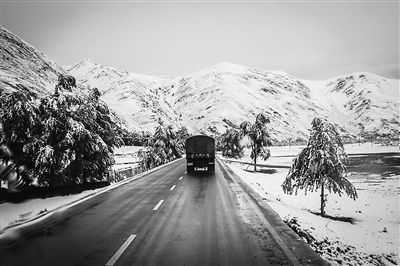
[217,157,328,266]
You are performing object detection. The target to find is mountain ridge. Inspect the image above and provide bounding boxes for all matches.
[1,26,398,141]
[67,59,399,141]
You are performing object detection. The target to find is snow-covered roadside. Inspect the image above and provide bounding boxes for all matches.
[114,145,143,155]
[112,146,141,175]
[0,188,105,233]
[267,143,399,157]
[221,144,399,265]
[0,146,143,233]
[113,145,142,170]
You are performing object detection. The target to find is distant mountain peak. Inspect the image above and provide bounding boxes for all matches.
[68,58,100,69]
[272,69,290,76]
[211,62,248,72]
[214,61,241,68]
[79,58,97,65]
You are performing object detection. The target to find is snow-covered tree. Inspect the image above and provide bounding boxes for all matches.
[138,121,184,171]
[357,123,365,145]
[0,91,38,189]
[0,142,31,192]
[0,91,40,170]
[35,93,79,186]
[282,117,358,216]
[240,113,272,172]
[64,88,123,184]
[176,126,190,145]
[120,129,148,146]
[1,85,123,188]
[219,128,245,158]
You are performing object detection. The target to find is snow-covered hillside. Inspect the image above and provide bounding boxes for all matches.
[0,27,129,130]
[67,61,399,141]
[67,59,183,131]
[0,26,67,96]
[305,74,399,138]
[1,25,398,140]
[162,62,325,139]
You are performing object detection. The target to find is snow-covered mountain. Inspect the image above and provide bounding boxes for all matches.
[0,26,68,96]
[163,62,326,139]
[0,26,127,129]
[305,74,399,138]
[67,59,183,131]
[1,26,398,141]
[67,60,399,141]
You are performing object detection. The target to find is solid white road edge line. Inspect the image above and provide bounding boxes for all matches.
[105,234,137,266]
[217,157,301,266]
[170,185,176,191]
[179,176,183,180]
[153,200,164,211]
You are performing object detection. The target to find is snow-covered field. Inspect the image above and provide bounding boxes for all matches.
[113,145,142,170]
[222,143,399,265]
[237,143,400,167]
[114,145,143,155]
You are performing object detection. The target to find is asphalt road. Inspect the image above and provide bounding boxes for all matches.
[0,159,324,266]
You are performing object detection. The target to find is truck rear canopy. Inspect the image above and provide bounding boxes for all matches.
[185,135,215,155]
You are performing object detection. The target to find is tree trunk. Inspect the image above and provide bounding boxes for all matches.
[254,156,257,172]
[320,182,325,216]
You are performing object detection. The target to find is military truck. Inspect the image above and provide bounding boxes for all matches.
[185,135,215,173]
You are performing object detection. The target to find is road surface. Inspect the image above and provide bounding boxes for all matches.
[0,158,325,265]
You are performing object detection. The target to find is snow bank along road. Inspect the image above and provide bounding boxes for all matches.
[0,158,326,266]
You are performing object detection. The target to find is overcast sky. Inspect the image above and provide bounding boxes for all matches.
[1,0,399,79]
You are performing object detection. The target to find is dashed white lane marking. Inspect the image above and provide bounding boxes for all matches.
[105,234,137,266]
[184,171,187,174]
[170,185,176,191]
[179,176,183,180]
[153,200,164,211]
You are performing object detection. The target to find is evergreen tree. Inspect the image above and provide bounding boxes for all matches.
[65,88,122,184]
[219,128,245,158]
[0,137,31,192]
[35,93,79,186]
[240,113,272,172]
[0,91,40,171]
[1,85,123,188]
[0,91,38,189]
[176,126,190,145]
[138,121,184,171]
[357,123,365,145]
[282,117,358,216]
